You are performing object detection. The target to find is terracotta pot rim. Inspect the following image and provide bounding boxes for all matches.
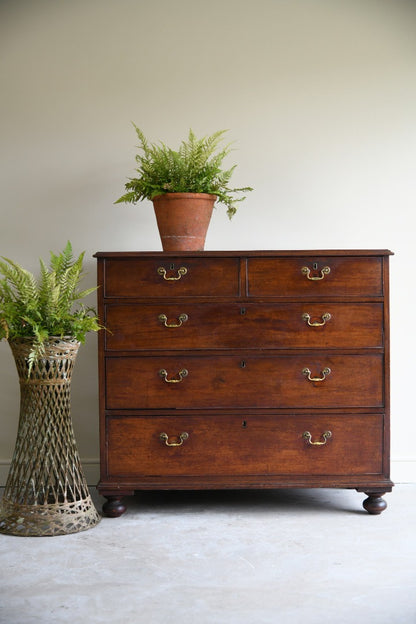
[152,192,217,201]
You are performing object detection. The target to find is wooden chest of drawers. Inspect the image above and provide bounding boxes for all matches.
[94,250,393,516]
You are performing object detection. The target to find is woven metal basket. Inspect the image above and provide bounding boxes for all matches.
[0,338,100,536]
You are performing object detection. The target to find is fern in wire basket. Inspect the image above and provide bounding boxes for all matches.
[0,241,102,373]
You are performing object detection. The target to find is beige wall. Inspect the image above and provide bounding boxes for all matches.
[1,0,415,483]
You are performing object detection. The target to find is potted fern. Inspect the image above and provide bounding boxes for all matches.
[0,242,102,536]
[115,126,253,251]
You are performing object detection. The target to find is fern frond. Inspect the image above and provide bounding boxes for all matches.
[39,258,56,317]
[0,317,9,340]
[49,240,73,279]
[75,286,100,300]
[0,258,39,307]
[133,123,152,159]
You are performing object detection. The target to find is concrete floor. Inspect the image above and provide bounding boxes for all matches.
[0,484,415,624]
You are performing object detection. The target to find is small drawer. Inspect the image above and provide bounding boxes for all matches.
[106,413,384,477]
[104,302,384,351]
[105,353,384,410]
[103,257,240,298]
[247,256,383,297]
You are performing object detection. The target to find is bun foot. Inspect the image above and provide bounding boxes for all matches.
[102,496,127,518]
[363,492,387,515]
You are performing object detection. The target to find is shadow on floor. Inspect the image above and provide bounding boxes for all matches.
[93,487,368,517]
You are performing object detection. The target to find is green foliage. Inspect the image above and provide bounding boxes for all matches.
[115,126,253,219]
[0,242,102,373]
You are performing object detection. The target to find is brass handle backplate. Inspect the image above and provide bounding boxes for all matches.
[301,266,331,281]
[157,266,187,281]
[303,431,332,446]
[160,432,189,447]
[302,367,331,382]
[158,313,189,328]
[159,368,188,383]
[302,312,331,327]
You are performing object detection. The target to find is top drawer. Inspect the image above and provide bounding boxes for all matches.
[247,256,383,297]
[103,257,240,298]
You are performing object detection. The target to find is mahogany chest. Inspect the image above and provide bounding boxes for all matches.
[94,250,393,516]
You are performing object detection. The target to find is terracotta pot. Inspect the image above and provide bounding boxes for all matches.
[152,192,216,251]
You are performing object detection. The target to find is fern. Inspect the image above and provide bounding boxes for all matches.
[0,242,103,374]
[115,126,252,219]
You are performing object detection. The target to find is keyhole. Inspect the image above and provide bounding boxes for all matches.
[313,262,318,270]
[240,360,246,368]
[242,420,247,428]
[170,263,175,270]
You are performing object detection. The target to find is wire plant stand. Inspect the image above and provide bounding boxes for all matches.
[0,338,100,536]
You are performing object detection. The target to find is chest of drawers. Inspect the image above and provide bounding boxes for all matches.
[94,250,393,516]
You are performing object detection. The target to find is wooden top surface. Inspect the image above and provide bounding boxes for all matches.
[94,249,393,258]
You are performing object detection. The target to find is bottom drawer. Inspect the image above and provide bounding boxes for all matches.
[106,414,384,477]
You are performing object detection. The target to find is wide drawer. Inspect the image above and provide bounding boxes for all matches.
[247,256,383,297]
[106,413,384,477]
[104,302,384,350]
[105,354,383,409]
[103,257,240,298]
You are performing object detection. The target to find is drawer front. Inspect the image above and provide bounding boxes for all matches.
[105,354,383,409]
[104,257,240,298]
[106,414,384,477]
[247,256,383,297]
[105,302,384,351]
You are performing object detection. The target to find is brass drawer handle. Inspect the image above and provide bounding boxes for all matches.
[158,313,189,328]
[160,432,189,447]
[159,368,188,383]
[302,367,331,382]
[157,266,187,281]
[303,430,332,446]
[301,266,331,281]
[302,312,331,327]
